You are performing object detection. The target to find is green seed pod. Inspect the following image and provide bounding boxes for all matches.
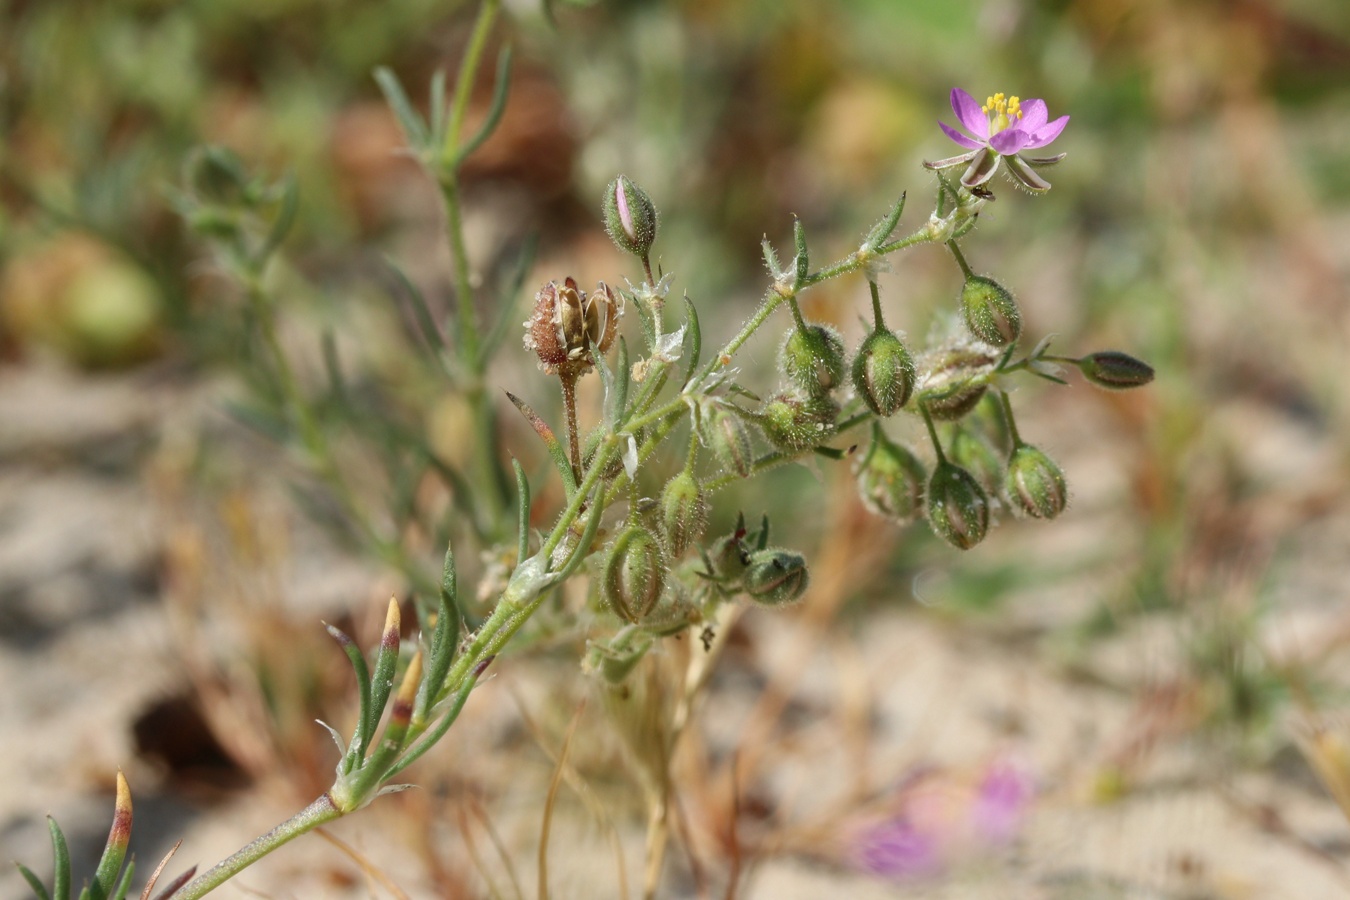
[781,323,847,396]
[926,461,991,550]
[916,343,999,421]
[851,327,916,416]
[949,427,1004,494]
[701,402,754,478]
[743,547,809,606]
[854,425,926,522]
[1005,444,1068,520]
[659,470,708,557]
[960,275,1022,347]
[759,392,838,451]
[1077,351,1155,390]
[603,175,659,259]
[603,526,667,623]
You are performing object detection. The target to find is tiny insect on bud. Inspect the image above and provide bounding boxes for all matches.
[659,470,708,557]
[1077,351,1154,390]
[960,275,1022,346]
[759,392,838,452]
[603,175,659,259]
[926,460,991,550]
[916,343,999,421]
[743,547,809,606]
[851,327,915,416]
[1005,444,1067,519]
[780,323,847,396]
[854,425,927,522]
[603,526,667,624]
[701,402,755,478]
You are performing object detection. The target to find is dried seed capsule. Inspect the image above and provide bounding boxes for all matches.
[854,425,927,522]
[949,427,1004,494]
[926,461,991,550]
[1005,444,1067,520]
[603,175,659,259]
[701,402,755,477]
[523,278,624,374]
[780,324,847,396]
[851,327,915,416]
[1077,351,1154,390]
[602,526,667,624]
[759,392,838,452]
[743,547,809,606]
[659,470,708,557]
[960,275,1021,346]
[915,342,999,421]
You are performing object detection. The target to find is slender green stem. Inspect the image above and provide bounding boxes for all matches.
[998,389,1024,448]
[920,405,946,463]
[444,0,501,164]
[946,240,975,279]
[868,280,885,330]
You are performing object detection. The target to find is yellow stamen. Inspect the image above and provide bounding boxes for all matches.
[980,91,1024,132]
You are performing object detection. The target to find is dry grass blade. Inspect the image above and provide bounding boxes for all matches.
[537,698,587,900]
[315,827,412,900]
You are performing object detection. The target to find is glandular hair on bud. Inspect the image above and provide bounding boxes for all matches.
[1077,351,1154,390]
[759,392,838,452]
[701,402,754,478]
[603,175,659,259]
[744,547,809,606]
[852,327,915,416]
[960,275,1021,347]
[780,324,846,396]
[660,470,708,557]
[1005,444,1067,520]
[926,461,991,550]
[916,342,999,421]
[603,526,667,624]
[854,426,927,522]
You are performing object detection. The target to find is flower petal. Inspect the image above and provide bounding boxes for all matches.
[939,121,984,150]
[923,149,980,170]
[990,128,1031,154]
[961,147,1001,188]
[1017,99,1048,133]
[951,88,989,139]
[1005,155,1051,193]
[1023,115,1069,150]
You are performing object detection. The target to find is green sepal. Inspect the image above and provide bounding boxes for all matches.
[865,191,906,248]
[325,624,373,773]
[679,294,701,388]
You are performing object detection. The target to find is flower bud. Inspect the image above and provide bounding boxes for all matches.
[659,470,708,557]
[743,547,809,606]
[854,427,927,522]
[780,323,846,396]
[926,461,991,550]
[759,392,838,452]
[603,175,659,259]
[1077,351,1154,390]
[602,526,667,624]
[701,402,755,478]
[916,343,999,421]
[1005,444,1067,520]
[960,276,1021,346]
[851,327,915,416]
[949,427,1004,494]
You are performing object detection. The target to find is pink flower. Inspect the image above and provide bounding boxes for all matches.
[926,89,1069,193]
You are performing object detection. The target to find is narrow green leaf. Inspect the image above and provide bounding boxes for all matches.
[761,237,782,278]
[368,600,402,735]
[553,482,605,580]
[512,458,531,566]
[49,816,72,900]
[326,624,373,771]
[373,67,429,148]
[481,232,539,363]
[254,172,297,269]
[416,543,460,719]
[14,863,51,900]
[792,218,808,288]
[679,295,701,389]
[610,337,630,428]
[429,69,448,149]
[632,289,656,351]
[91,774,131,900]
[111,859,135,900]
[382,255,449,358]
[506,391,578,497]
[320,330,346,405]
[755,514,771,551]
[453,46,514,168]
[865,191,906,247]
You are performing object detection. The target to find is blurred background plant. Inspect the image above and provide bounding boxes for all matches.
[4,0,1350,897]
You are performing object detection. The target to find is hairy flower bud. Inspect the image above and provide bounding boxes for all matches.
[603,175,659,259]
[854,426,927,522]
[660,470,708,557]
[743,547,809,606]
[1005,444,1067,520]
[960,275,1021,346]
[851,327,916,416]
[780,323,847,396]
[949,427,1004,494]
[1077,351,1154,390]
[523,278,624,375]
[701,402,754,478]
[760,392,838,452]
[916,342,999,421]
[603,526,667,624]
[926,461,991,550]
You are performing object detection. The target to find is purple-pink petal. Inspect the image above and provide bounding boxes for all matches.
[1017,99,1048,133]
[939,121,984,150]
[990,128,1031,155]
[950,88,990,140]
[1024,115,1069,149]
